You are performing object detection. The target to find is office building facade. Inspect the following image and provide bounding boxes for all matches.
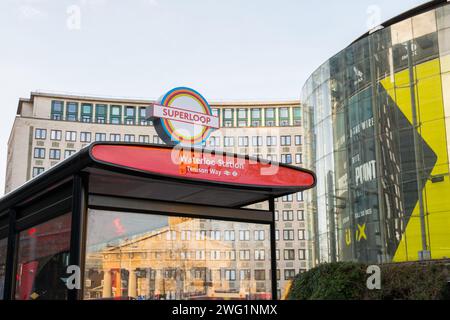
[4,92,312,298]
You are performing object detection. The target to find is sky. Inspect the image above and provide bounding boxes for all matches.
[0,0,429,194]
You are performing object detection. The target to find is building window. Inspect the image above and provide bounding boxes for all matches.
[254,230,265,241]
[280,135,291,146]
[66,102,79,121]
[181,230,191,241]
[283,229,294,241]
[139,107,151,125]
[196,230,206,241]
[265,108,275,126]
[298,249,306,260]
[50,130,62,141]
[194,250,205,260]
[281,154,292,164]
[124,134,135,142]
[51,100,64,120]
[224,136,235,147]
[208,136,220,147]
[252,136,262,146]
[110,105,122,124]
[293,107,301,125]
[225,250,236,260]
[282,194,293,202]
[64,150,76,159]
[254,249,265,260]
[252,154,262,160]
[279,107,290,126]
[95,133,106,142]
[34,147,45,159]
[95,104,107,123]
[139,135,150,143]
[110,134,121,142]
[282,210,294,221]
[223,108,234,127]
[284,269,296,280]
[65,131,76,142]
[49,149,61,160]
[166,230,177,241]
[297,192,304,202]
[275,230,279,241]
[80,132,91,143]
[284,249,295,261]
[297,210,304,221]
[251,108,261,127]
[240,269,251,280]
[254,270,265,281]
[238,136,248,147]
[32,167,44,177]
[267,154,277,162]
[276,250,280,260]
[239,250,250,261]
[125,106,136,125]
[210,250,220,260]
[225,270,236,281]
[224,230,235,241]
[237,108,248,127]
[295,135,302,145]
[274,210,279,221]
[295,153,303,164]
[211,108,219,117]
[210,230,220,240]
[81,103,93,122]
[266,136,277,146]
[239,230,250,241]
[34,128,47,140]
[298,229,305,240]
[211,108,220,121]
[153,135,161,144]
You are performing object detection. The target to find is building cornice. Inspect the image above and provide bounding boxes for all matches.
[17,91,300,115]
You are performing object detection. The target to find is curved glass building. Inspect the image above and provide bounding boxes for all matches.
[302,0,450,264]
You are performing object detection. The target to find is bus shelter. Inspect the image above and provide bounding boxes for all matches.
[0,142,315,300]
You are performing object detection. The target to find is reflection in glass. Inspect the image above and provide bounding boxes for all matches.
[303,4,450,264]
[0,237,7,299]
[84,210,272,300]
[15,213,71,300]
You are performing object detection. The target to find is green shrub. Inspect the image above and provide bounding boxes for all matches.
[287,261,367,300]
[377,262,450,300]
[287,261,450,300]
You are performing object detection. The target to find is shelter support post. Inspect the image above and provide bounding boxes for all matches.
[269,197,277,300]
[3,209,17,300]
[68,173,89,300]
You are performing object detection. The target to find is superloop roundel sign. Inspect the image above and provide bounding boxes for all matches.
[147,87,219,146]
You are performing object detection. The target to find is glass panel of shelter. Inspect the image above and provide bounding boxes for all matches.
[83,209,272,300]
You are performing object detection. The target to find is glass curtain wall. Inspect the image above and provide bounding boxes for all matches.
[303,4,450,264]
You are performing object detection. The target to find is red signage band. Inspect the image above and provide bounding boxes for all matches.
[90,144,315,189]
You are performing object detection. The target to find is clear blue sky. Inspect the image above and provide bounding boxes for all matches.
[0,0,428,193]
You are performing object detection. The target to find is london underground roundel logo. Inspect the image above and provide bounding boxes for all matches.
[148,87,219,146]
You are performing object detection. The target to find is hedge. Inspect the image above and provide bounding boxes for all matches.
[287,261,450,300]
